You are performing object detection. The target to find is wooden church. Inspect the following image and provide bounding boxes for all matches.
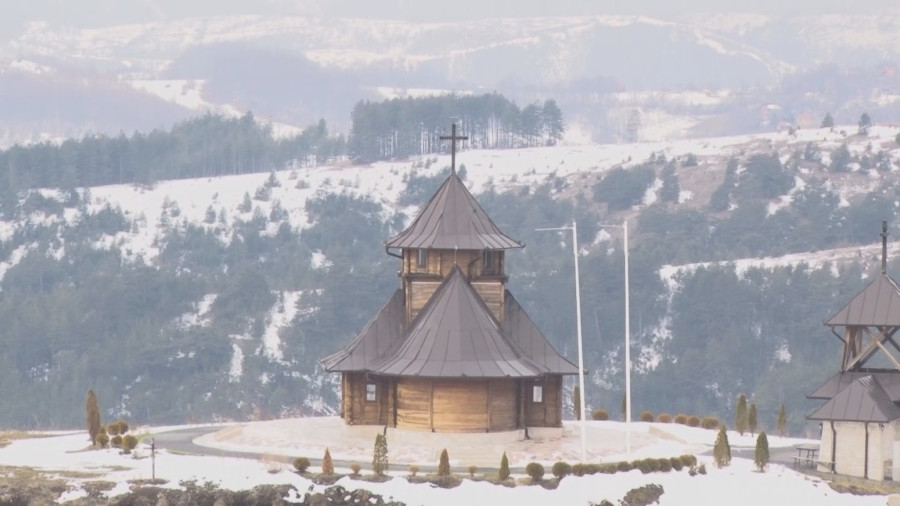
[809,221,900,480]
[322,125,578,433]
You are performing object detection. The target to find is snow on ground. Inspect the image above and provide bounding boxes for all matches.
[659,240,900,290]
[260,291,302,362]
[0,420,888,505]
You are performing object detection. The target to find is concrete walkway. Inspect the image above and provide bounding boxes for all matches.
[182,417,709,470]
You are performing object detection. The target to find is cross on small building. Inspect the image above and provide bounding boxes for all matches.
[440,122,468,175]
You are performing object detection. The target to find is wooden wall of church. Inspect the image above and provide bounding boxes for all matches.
[343,372,388,426]
[524,375,562,427]
[395,377,518,432]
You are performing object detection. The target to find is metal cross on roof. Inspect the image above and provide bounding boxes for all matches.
[440,122,468,175]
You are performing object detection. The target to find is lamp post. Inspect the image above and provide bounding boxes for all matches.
[598,221,631,458]
[536,220,586,463]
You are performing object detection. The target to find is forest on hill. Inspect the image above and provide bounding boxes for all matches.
[0,101,898,435]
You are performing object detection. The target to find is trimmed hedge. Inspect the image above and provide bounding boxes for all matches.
[687,415,701,427]
[592,409,609,421]
[674,414,688,425]
[639,411,654,422]
[552,461,571,479]
[525,462,545,483]
[701,417,720,430]
[657,413,672,423]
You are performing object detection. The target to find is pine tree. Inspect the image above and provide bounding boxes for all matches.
[858,112,872,136]
[748,403,758,434]
[573,385,581,420]
[372,434,388,476]
[821,112,835,129]
[755,431,770,471]
[735,394,748,436]
[499,452,510,480]
[322,447,334,475]
[713,426,732,468]
[86,389,101,446]
[438,448,451,477]
[776,404,788,437]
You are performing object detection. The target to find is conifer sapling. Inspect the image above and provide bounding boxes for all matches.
[438,448,451,477]
[735,394,748,436]
[322,447,334,475]
[776,404,788,437]
[748,403,758,435]
[86,389,101,446]
[713,426,732,468]
[499,452,510,480]
[755,431,770,472]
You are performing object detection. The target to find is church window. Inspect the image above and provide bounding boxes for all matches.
[366,383,377,402]
[484,250,497,274]
[532,385,543,403]
[417,249,427,268]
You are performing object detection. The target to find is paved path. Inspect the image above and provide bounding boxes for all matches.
[153,426,499,474]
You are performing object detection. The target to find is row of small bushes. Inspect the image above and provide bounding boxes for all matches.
[590,409,719,430]
[560,454,699,478]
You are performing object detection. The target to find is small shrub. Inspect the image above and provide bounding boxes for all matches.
[698,463,707,474]
[525,462,545,483]
[679,455,697,468]
[372,434,389,476]
[592,408,609,421]
[438,449,451,477]
[648,458,661,472]
[637,460,653,474]
[97,433,110,448]
[293,457,311,474]
[687,415,701,427]
[657,413,672,423]
[689,466,698,477]
[552,461,571,479]
[670,457,683,471]
[408,465,419,477]
[350,463,361,476]
[499,452,510,480]
[121,434,138,453]
[571,463,586,476]
[701,417,719,430]
[107,424,119,436]
[322,448,334,475]
[468,465,477,478]
[117,420,129,434]
[111,435,123,448]
[98,425,108,436]
[639,411,654,422]
[658,458,672,472]
[616,461,633,472]
[598,464,616,474]
[674,414,688,425]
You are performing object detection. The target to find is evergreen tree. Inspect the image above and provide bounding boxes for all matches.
[713,427,732,468]
[322,447,334,475]
[438,448,451,477]
[573,385,581,420]
[735,394,748,436]
[372,434,388,476]
[499,452,510,480]
[754,431,770,471]
[659,164,680,203]
[86,389,101,445]
[829,144,852,172]
[858,112,872,136]
[821,112,835,129]
[748,403,758,434]
[776,404,788,437]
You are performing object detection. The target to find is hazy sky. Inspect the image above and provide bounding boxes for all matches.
[2,0,898,32]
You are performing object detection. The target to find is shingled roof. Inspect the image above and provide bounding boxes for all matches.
[826,274,900,327]
[385,172,523,250]
[321,290,406,372]
[369,267,543,378]
[808,375,900,423]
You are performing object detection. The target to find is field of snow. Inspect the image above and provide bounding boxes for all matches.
[0,420,888,505]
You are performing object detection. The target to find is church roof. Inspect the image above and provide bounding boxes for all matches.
[320,290,406,372]
[503,292,580,375]
[384,172,523,250]
[369,267,543,378]
[826,274,900,327]
[808,375,900,423]
[809,371,900,400]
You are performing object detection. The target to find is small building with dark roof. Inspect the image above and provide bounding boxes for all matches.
[322,135,577,433]
[808,222,900,480]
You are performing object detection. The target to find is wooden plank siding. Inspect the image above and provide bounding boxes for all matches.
[395,377,518,432]
[524,375,563,427]
[471,281,504,324]
[402,248,504,279]
[344,372,389,426]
